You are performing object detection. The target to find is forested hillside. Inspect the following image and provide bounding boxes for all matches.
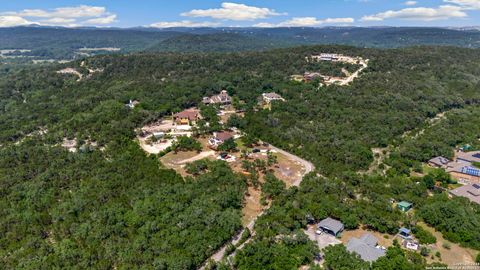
[1,44,480,268]
[2,26,480,60]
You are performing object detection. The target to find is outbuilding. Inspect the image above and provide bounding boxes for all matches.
[397,201,412,212]
[317,217,344,237]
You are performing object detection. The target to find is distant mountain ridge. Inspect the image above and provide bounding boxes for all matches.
[1,26,480,59]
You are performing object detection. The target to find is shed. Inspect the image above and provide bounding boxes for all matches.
[397,201,412,212]
[318,217,344,237]
[399,227,411,239]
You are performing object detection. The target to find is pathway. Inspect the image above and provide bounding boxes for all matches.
[198,144,315,269]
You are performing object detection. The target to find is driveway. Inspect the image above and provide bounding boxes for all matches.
[305,225,341,250]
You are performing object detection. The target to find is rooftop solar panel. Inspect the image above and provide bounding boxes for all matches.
[473,184,480,189]
[473,153,480,159]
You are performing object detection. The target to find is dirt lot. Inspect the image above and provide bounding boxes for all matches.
[242,187,264,226]
[418,222,478,266]
[340,227,394,248]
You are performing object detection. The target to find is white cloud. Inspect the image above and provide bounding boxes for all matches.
[405,1,417,6]
[150,20,221,28]
[84,15,117,25]
[0,15,34,27]
[252,22,276,27]
[361,5,467,21]
[444,0,480,9]
[181,2,285,21]
[254,17,354,27]
[0,5,116,27]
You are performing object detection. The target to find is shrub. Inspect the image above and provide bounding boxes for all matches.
[413,225,437,244]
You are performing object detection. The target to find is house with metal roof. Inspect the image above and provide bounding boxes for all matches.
[318,217,344,237]
[346,233,386,262]
[456,150,480,164]
[449,183,480,205]
[398,227,411,239]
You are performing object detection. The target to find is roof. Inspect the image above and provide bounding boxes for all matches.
[449,183,480,204]
[457,150,480,163]
[203,90,231,104]
[318,217,344,235]
[399,227,411,234]
[175,109,200,120]
[215,131,234,142]
[360,233,378,247]
[262,92,284,100]
[346,234,385,262]
[428,156,450,166]
[398,201,412,208]
[446,161,480,176]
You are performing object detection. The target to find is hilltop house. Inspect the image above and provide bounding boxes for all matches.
[311,53,340,62]
[449,183,480,205]
[303,72,323,82]
[174,108,201,125]
[346,233,386,262]
[209,131,234,147]
[262,92,285,103]
[318,217,344,237]
[202,90,232,105]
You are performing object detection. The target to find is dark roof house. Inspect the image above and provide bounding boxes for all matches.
[346,233,386,262]
[318,217,344,236]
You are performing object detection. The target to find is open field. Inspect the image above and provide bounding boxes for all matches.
[418,222,478,266]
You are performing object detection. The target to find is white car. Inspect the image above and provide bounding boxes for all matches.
[315,229,323,235]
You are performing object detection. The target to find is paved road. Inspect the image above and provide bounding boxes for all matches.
[198,144,315,269]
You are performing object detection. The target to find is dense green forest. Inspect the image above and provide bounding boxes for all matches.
[2,26,480,60]
[1,44,480,268]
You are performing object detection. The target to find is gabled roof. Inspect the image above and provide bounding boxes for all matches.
[175,109,200,120]
[346,234,385,262]
[399,227,411,234]
[318,217,344,235]
[428,156,450,166]
[215,131,234,142]
[360,233,378,247]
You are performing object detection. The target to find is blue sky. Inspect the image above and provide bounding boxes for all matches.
[0,0,479,28]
